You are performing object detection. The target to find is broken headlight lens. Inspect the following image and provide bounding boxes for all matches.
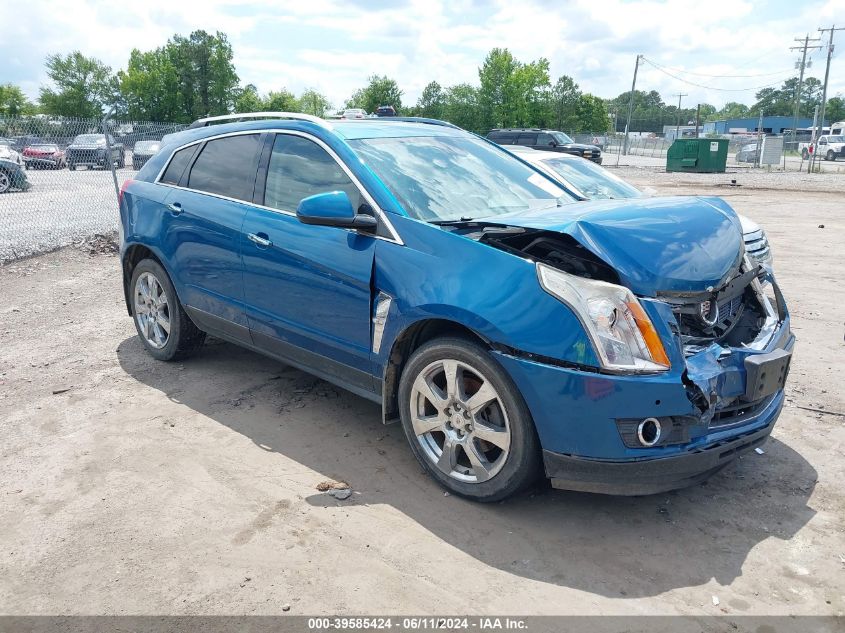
[537,263,670,373]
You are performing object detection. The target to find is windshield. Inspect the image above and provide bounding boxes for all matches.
[553,132,574,144]
[135,141,161,152]
[74,134,104,144]
[349,135,576,222]
[539,156,643,200]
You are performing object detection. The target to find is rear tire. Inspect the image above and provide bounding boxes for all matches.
[129,259,205,361]
[0,170,10,193]
[68,163,75,171]
[398,336,541,502]
[826,150,836,161]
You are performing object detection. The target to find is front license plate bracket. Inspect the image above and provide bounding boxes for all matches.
[743,348,791,401]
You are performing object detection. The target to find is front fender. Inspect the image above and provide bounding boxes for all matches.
[372,215,598,374]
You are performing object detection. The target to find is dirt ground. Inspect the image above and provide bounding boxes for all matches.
[0,172,843,616]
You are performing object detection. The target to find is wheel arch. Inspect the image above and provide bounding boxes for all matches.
[122,243,167,315]
[381,318,491,424]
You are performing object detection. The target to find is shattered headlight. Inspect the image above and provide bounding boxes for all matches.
[537,263,670,373]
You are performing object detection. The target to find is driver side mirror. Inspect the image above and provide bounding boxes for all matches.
[296,191,377,231]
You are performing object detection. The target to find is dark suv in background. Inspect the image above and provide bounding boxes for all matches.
[488,129,602,164]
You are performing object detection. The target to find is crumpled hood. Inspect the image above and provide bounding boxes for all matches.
[481,196,744,296]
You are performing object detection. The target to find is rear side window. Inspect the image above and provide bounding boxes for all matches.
[517,133,537,145]
[536,132,554,146]
[488,131,516,144]
[264,135,362,213]
[160,146,195,185]
[187,134,261,201]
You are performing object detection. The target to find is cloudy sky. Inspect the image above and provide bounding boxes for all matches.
[4,0,844,111]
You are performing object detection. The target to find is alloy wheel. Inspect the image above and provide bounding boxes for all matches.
[409,359,511,483]
[0,171,10,193]
[134,272,171,349]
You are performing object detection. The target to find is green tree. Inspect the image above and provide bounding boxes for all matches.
[39,51,118,118]
[346,75,403,114]
[550,75,581,131]
[716,101,750,119]
[118,48,181,121]
[417,81,446,119]
[825,96,844,124]
[510,58,552,127]
[477,48,519,129]
[443,83,482,132]
[0,84,36,116]
[168,30,239,121]
[297,89,331,117]
[574,94,609,132]
[264,89,298,112]
[750,76,823,117]
[234,84,264,113]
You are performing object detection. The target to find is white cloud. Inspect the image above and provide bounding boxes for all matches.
[3,0,844,113]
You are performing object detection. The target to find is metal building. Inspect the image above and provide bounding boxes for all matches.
[702,116,824,135]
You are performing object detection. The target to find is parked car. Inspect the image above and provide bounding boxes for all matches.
[376,105,397,117]
[0,157,31,193]
[509,147,773,267]
[735,143,759,164]
[66,134,125,170]
[341,108,367,120]
[0,138,24,166]
[22,144,66,169]
[813,135,845,161]
[120,113,793,501]
[487,128,602,164]
[131,140,162,170]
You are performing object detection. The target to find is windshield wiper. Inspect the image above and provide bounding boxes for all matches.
[429,216,476,226]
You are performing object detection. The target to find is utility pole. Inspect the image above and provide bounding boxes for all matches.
[808,105,819,174]
[813,25,844,170]
[754,111,764,168]
[789,34,821,166]
[695,104,701,138]
[622,54,642,156]
[673,92,688,140]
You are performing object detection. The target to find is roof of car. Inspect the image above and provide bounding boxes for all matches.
[163,117,469,149]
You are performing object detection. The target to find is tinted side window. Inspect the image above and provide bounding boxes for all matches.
[517,133,537,145]
[160,146,195,185]
[536,132,554,146]
[187,134,261,201]
[264,135,362,213]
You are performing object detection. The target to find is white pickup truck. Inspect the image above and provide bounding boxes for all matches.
[801,134,845,161]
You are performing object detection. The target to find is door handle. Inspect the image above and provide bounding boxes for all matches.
[167,202,183,215]
[247,232,272,248]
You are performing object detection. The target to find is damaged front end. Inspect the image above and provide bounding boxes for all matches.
[456,217,793,495]
[665,258,793,428]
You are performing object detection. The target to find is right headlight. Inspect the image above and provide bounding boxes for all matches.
[537,263,670,374]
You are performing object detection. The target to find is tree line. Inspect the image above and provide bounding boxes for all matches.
[1,31,842,133]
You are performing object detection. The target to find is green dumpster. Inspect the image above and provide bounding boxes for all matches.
[666,138,728,173]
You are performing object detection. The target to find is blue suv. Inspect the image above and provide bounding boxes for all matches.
[119,113,794,502]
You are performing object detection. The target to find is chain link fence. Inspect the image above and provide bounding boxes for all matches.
[0,116,187,262]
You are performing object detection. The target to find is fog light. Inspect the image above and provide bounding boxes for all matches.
[637,417,662,447]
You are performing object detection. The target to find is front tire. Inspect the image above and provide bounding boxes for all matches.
[130,259,205,361]
[398,337,541,502]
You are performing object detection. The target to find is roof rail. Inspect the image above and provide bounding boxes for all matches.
[187,112,331,130]
[359,116,462,130]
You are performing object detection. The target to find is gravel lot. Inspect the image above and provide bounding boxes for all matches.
[0,168,843,616]
[0,165,132,262]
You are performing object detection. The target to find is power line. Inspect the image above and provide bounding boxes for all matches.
[639,62,794,78]
[641,57,793,92]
